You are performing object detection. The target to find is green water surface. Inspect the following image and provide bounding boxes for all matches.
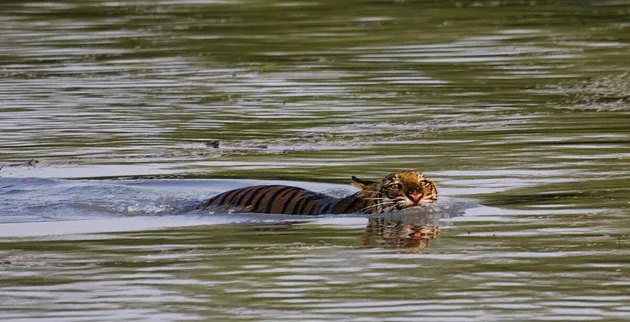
[1,0,630,320]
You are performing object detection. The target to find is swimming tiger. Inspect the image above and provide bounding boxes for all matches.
[196,170,438,215]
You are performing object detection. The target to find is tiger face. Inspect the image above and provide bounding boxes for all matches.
[352,170,438,213]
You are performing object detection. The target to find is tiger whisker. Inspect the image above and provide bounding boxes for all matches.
[379,204,397,214]
[359,200,395,213]
[360,203,387,211]
[359,203,386,212]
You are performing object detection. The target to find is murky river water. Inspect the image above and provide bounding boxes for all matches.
[2,0,630,321]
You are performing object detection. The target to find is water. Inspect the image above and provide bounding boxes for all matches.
[2,0,630,320]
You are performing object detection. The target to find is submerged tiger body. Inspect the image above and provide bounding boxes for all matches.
[196,170,438,215]
[195,185,365,215]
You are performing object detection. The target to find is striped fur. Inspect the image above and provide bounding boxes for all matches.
[197,170,438,215]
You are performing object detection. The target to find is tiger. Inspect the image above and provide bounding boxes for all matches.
[195,170,438,215]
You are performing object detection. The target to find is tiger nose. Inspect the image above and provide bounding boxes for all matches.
[409,192,423,202]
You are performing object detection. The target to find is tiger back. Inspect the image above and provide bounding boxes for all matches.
[197,185,337,215]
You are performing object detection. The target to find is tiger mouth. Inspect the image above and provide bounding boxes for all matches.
[419,197,437,204]
[397,197,437,209]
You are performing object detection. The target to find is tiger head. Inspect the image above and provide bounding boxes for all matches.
[352,170,438,213]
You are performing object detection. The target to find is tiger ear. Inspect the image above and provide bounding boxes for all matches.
[351,176,376,190]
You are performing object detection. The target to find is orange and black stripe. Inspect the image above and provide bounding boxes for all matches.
[197,185,371,215]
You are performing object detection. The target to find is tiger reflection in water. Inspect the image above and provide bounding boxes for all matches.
[361,217,440,249]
